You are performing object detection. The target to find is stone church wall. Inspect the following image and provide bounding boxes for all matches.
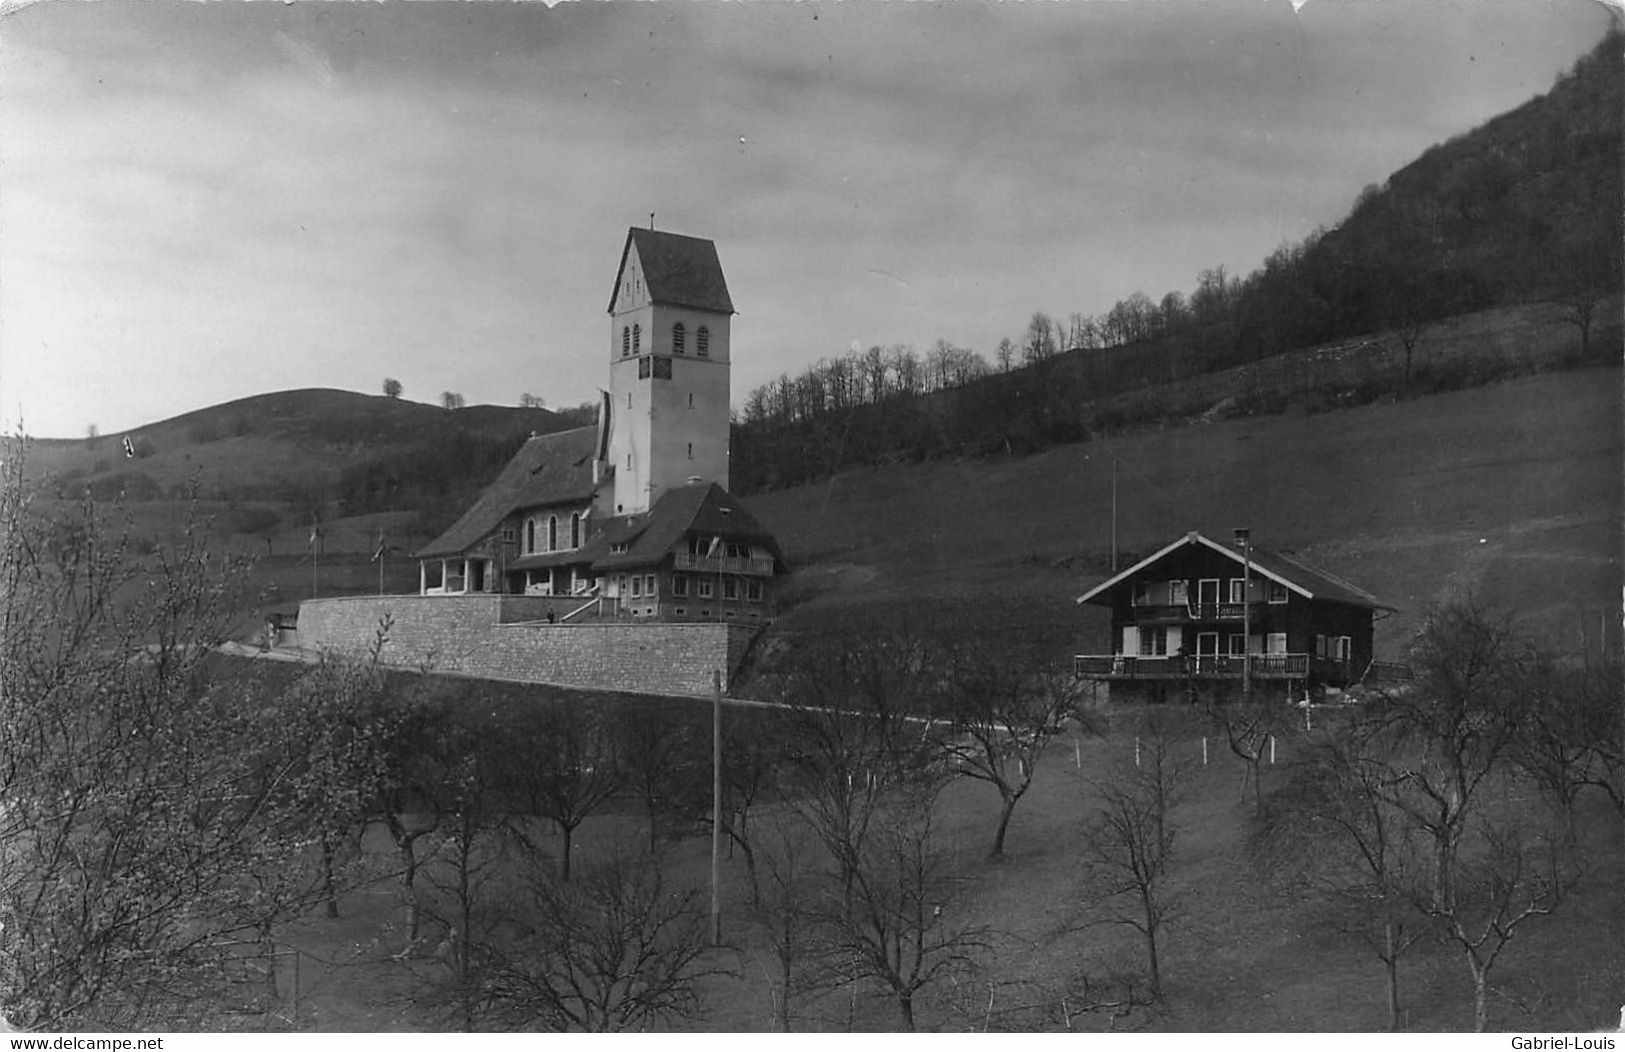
[294,595,760,696]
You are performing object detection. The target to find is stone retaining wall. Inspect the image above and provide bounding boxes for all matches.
[294,594,759,696]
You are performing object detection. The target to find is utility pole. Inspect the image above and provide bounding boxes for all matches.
[1235,527,1252,703]
[711,668,723,946]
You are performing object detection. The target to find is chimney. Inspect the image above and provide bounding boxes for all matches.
[1233,527,1250,549]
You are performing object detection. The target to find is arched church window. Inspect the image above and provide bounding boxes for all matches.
[672,322,686,354]
[526,519,536,554]
[548,515,558,552]
[622,326,630,357]
[633,324,641,353]
[697,326,710,357]
[570,512,581,548]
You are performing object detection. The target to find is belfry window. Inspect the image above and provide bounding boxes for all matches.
[672,322,685,354]
[622,326,630,357]
[633,323,641,353]
[696,326,710,357]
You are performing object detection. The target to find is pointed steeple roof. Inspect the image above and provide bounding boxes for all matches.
[608,228,735,315]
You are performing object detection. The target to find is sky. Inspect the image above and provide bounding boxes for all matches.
[0,0,1615,438]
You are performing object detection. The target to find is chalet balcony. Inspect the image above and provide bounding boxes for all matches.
[673,552,776,576]
[1131,602,1252,624]
[1074,653,1311,680]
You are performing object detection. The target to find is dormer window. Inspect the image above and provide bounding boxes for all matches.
[672,322,685,354]
[697,326,710,357]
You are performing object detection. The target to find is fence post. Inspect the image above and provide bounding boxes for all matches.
[1134,736,1141,768]
[1269,735,1276,765]
[1202,736,1208,766]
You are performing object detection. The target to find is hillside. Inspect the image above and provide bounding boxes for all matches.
[24,387,586,537]
[746,362,1622,665]
[732,28,1623,493]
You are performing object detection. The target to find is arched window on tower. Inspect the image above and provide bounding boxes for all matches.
[672,322,686,355]
[548,515,558,552]
[633,324,641,353]
[622,326,630,357]
[570,511,581,549]
[697,326,710,357]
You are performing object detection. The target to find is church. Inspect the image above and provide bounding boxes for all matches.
[411,227,787,624]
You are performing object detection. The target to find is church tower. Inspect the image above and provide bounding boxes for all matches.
[605,227,734,516]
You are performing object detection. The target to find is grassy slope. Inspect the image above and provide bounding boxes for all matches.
[746,361,1623,662]
[24,388,566,495]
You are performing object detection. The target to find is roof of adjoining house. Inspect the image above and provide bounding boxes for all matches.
[415,427,599,559]
[583,482,785,572]
[609,228,735,315]
[1074,531,1392,611]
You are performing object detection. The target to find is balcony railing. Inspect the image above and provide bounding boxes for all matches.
[1074,653,1311,680]
[673,553,776,576]
[1131,602,1251,623]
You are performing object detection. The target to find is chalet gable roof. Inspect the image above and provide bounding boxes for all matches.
[608,228,735,315]
[583,482,785,572]
[414,427,598,559]
[1074,531,1391,611]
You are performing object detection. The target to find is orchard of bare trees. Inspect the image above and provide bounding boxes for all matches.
[3,442,1618,1031]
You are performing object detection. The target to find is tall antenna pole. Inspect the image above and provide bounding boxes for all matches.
[1111,458,1118,573]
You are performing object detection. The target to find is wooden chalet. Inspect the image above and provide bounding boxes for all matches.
[1074,530,1394,702]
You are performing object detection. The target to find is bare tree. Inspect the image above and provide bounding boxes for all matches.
[517,699,622,881]
[1254,731,1430,1029]
[518,392,546,409]
[487,853,718,1032]
[441,391,466,411]
[383,377,404,399]
[0,454,329,1029]
[821,784,988,1031]
[939,637,1089,860]
[1078,725,1185,1000]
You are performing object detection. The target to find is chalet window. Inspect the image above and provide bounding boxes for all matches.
[697,326,710,357]
[697,579,714,599]
[501,526,515,544]
[1267,581,1289,604]
[622,326,631,357]
[672,322,686,354]
[633,323,641,353]
[645,573,657,596]
[1267,632,1288,654]
[671,575,689,598]
[1315,634,1327,658]
[570,512,581,549]
[1228,634,1246,655]
[617,574,628,595]
[1169,580,1189,605]
[1229,578,1247,603]
[1131,582,1152,606]
[1333,636,1352,661]
[746,580,763,602]
[1138,626,1168,656]
[631,576,641,598]
[723,578,738,600]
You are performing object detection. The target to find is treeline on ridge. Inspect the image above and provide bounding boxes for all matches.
[730,29,1622,494]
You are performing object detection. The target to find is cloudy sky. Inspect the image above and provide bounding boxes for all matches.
[0,0,1613,438]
